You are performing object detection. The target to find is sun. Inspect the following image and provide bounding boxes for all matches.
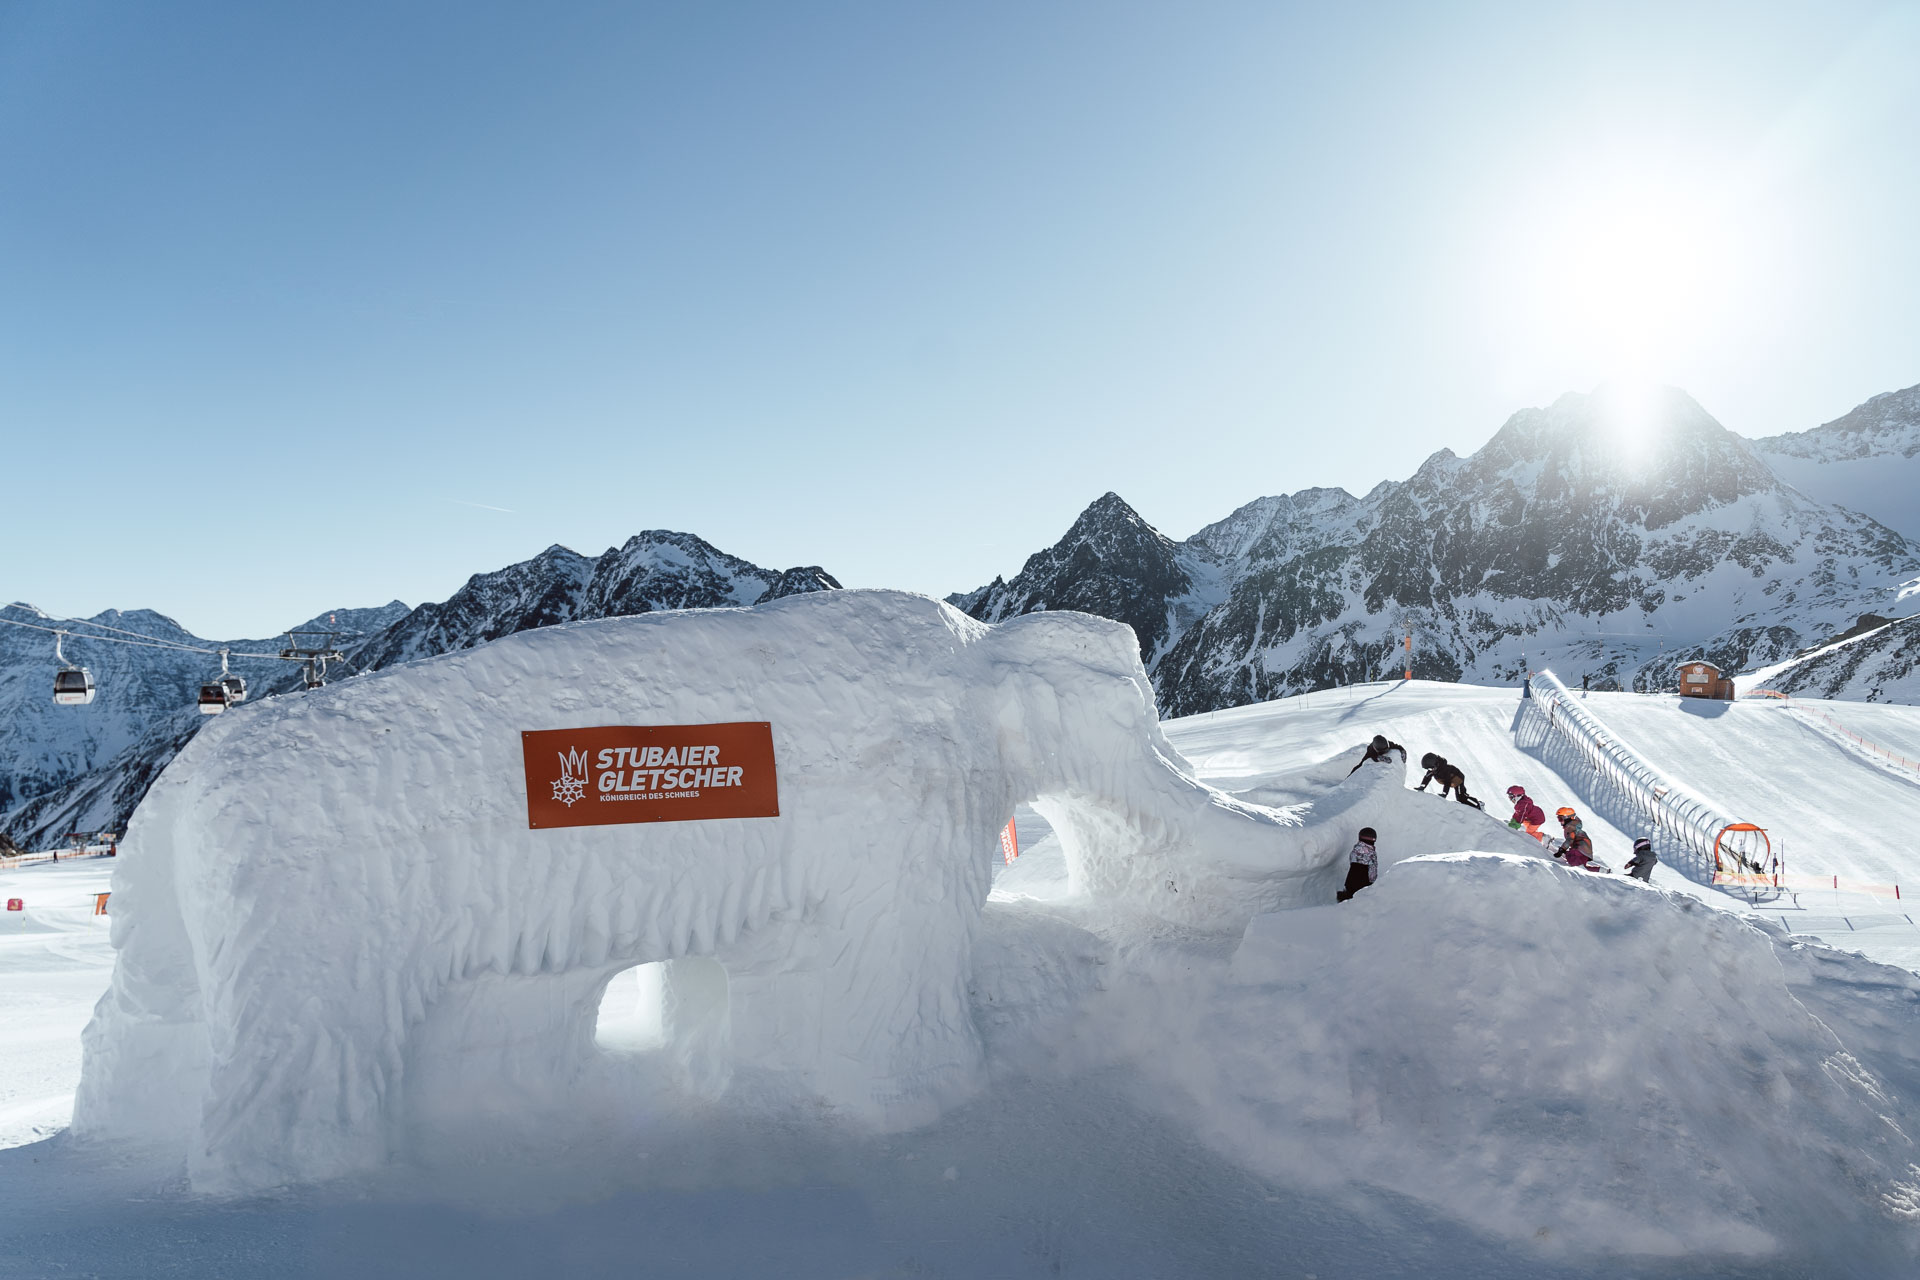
[1495,157,1745,386]
[1559,193,1714,356]
[1595,378,1669,464]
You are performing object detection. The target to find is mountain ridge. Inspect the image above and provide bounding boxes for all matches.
[10,380,1920,850]
[957,384,1920,717]
[1750,381,1920,544]
[1,533,839,848]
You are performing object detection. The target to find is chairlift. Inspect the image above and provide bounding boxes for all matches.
[281,631,343,691]
[51,632,96,706]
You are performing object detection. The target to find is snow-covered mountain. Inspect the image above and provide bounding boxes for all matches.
[960,385,1920,716]
[947,492,1208,667]
[0,602,410,819]
[1750,610,1920,702]
[0,534,837,850]
[13,384,1917,847]
[349,531,838,672]
[1752,382,1920,543]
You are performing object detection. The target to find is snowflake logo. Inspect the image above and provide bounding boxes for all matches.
[552,746,589,807]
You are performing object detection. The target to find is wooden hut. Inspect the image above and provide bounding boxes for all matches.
[1677,660,1735,701]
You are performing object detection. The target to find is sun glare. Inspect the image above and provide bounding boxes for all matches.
[1596,378,1667,463]
[1493,158,1746,388]
[1560,195,1713,353]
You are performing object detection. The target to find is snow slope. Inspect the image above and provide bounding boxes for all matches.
[0,858,113,1150]
[1168,679,1920,971]
[8,616,1920,1273]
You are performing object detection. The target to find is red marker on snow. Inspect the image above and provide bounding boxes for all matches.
[6,899,21,912]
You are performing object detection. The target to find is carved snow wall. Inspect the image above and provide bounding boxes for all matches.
[76,590,1358,1192]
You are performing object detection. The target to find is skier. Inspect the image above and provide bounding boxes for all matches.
[1337,827,1379,902]
[1551,808,1606,871]
[1505,785,1546,841]
[1347,734,1407,776]
[1624,836,1658,882]
[1416,753,1484,809]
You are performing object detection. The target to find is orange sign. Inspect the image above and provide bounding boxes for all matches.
[999,819,1020,864]
[521,722,780,830]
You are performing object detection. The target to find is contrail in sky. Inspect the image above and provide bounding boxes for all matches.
[449,498,515,514]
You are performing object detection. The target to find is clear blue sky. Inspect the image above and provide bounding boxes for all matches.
[4,1,1917,638]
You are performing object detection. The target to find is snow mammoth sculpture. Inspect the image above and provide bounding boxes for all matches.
[76,590,1330,1192]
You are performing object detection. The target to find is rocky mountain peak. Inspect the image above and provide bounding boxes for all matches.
[960,383,1919,720]
[1757,382,1920,462]
[1186,496,1292,564]
[959,491,1192,662]
[1061,492,1174,550]
[1466,385,1778,531]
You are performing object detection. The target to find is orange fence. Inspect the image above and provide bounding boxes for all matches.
[1715,869,1906,899]
[0,846,117,871]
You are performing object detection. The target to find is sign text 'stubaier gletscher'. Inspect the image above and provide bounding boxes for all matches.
[521,722,779,829]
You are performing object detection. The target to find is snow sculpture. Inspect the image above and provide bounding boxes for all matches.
[76,591,1338,1192]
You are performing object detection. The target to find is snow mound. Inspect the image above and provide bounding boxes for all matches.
[77,590,1388,1194]
[1167,853,1920,1257]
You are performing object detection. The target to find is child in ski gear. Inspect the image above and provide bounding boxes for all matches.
[1337,827,1378,902]
[1347,734,1408,776]
[1552,809,1599,870]
[1505,785,1546,840]
[1624,836,1658,881]
[1417,753,1484,808]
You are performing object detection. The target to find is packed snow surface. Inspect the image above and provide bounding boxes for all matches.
[0,858,113,1150]
[5,593,1920,1275]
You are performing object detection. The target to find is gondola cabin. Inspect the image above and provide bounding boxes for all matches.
[53,667,96,706]
[1677,660,1735,701]
[219,674,248,703]
[197,683,231,715]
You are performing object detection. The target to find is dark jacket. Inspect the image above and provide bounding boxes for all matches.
[1348,739,1407,776]
[1419,759,1467,793]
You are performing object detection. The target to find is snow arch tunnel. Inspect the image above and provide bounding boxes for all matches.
[75,590,1379,1193]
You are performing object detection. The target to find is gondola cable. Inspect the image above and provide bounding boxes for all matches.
[1,610,362,707]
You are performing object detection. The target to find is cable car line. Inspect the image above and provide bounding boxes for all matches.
[16,607,224,654]
[0,613,249,656]
[0,611,334,662]
[1,609,368,709]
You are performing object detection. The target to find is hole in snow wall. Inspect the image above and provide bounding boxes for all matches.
[594,958,731,1089]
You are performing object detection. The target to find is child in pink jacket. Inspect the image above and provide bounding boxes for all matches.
[1506,785,1546,842]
